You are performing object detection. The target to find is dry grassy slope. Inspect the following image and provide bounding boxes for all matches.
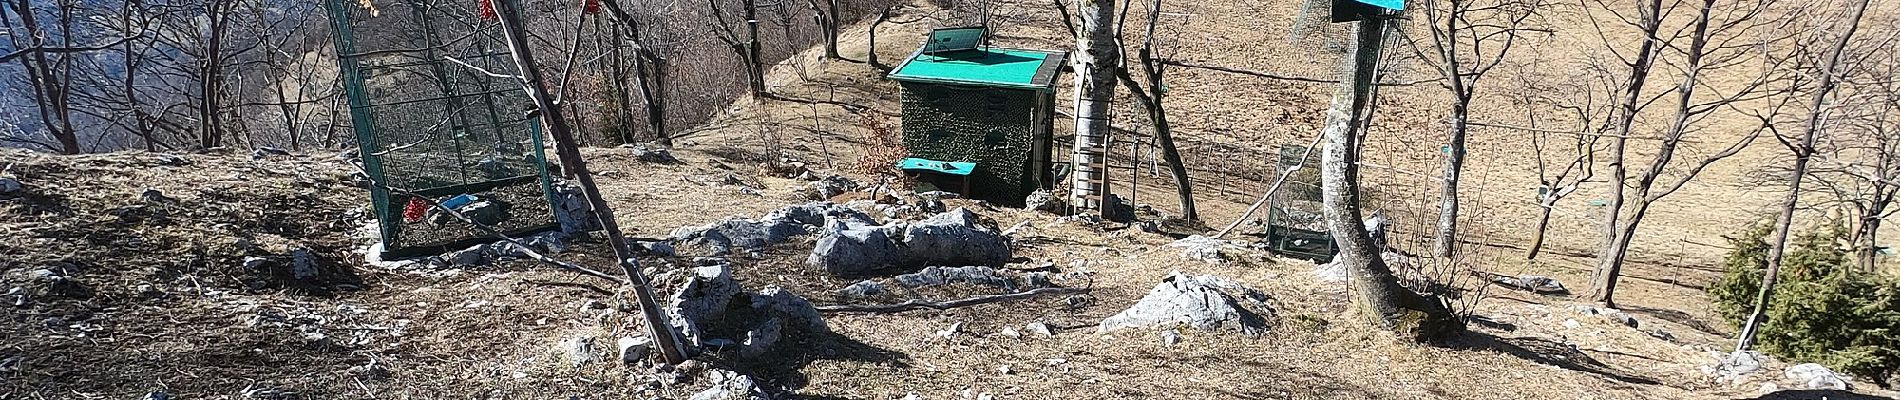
[669,0,1900,397]
[2,1,1894,399]
[0,114,1883,398]
[703,0,1900,333]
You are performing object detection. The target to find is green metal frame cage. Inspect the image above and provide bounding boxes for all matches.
[1264,144,1336,262]
[324,0,559,257]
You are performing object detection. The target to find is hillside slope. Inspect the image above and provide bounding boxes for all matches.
[3,0,1897,398]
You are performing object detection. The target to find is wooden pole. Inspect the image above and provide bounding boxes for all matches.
[491,0,690,364]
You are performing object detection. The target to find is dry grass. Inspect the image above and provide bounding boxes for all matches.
[4,0,1900,398]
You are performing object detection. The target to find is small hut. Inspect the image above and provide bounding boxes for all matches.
[887,28,1066,205]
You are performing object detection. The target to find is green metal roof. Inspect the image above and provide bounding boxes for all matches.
[888,47,1067,91]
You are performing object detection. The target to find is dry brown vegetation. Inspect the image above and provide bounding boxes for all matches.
[5,0,1900,398]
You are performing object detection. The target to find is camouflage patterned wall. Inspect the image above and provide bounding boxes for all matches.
[898,82,1051,205]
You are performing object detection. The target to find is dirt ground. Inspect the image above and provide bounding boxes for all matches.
[4,0,1899,398]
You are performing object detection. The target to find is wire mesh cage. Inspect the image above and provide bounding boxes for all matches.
[325,0,560,257]
[1263,143,1336,262]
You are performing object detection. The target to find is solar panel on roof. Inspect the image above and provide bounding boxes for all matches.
[923,27,986,54]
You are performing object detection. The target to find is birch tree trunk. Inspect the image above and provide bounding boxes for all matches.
[1069,0,1116,215]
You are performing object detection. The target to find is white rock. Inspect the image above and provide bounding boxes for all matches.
[1312,259,1347,282]
[1721,350,1766,375]
[0,178,21,196]
[1160,329,1181,347]
[1784,363,1848,390]
[1165,235,1244,265]
[1025,321,1054,337]
[559,336,597,365]
[937,322,963,339]
[618,336,652,364]
[689,368,767,400]
[1097,272,1272,335]
[996,327,1021,339]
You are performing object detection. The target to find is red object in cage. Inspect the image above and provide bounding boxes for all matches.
[582,0,601,14]
[478,0,498,20]
[402,197,429,224]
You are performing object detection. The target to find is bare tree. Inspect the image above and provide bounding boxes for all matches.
[709,0,767,97]
[1515,69,1601,260]
[1737,0,1873,352]
[1404,0,1546,260]
[1,0,84,154]
[597,0,673,145]
[1584,0,1792,307]
[1785,23,1900,274]
[1324,15,1461,341]
[808,0,842,60]
[1112,0,1196,221]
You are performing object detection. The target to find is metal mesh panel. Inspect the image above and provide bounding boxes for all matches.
[325,0,558,256]
[899,82,1046,204]
[1263,143,1335,262]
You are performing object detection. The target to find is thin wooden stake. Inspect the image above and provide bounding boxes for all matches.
[491,0,689,365]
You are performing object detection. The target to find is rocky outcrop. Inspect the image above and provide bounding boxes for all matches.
[1099,272,1273,336]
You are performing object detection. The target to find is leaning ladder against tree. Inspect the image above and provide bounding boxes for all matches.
[1068,0,1116,217]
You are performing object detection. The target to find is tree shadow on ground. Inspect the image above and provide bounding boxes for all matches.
[1619,304,1729,336]
[711,329,910,397]
[1215,357,1402,399]
[1448,331,1662,386]
[1744,390,1896,400]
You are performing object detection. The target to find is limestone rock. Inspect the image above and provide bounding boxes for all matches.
[749,286,828,334]
[689,369,770,400]
[552,184,601,234]
[618,336,652,364]
[807,220,902,276]
[1024,189,1066,214]
[1784,363,1849,390]
[901,208,1010,267]
[837,280,886,297]
[1099,272,1272,336]
[1026,321,1054,337]
[1492,274,1568,294]
[0,177,21,198]
[620,143,679,163]
[668,265,744,347]
[558,336,598,365]
[801,175,861,200]
[1166,235,1246,265]
[894,266,1012,290]
[289,248,319,280]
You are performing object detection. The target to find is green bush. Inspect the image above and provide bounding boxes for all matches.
[1709,220,1900,383]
